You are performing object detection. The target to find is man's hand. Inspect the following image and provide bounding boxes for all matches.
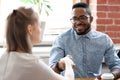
[58,55,75,71]
[51,55,75,74]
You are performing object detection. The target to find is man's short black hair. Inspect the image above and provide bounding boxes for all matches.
[72,2,91,16]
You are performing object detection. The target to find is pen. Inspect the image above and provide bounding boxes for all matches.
[87,71,100,77]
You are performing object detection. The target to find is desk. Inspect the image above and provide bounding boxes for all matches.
[75,78,120,80]
[75,78,95,80]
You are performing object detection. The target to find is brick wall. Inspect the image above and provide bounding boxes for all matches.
[89,0,120,44]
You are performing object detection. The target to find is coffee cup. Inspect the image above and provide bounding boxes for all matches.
[101,73,114,80]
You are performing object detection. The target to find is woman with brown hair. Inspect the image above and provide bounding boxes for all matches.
[0,6,75,80]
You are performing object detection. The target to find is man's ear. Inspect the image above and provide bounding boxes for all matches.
[27,24,33,35]
[90,16,93,23]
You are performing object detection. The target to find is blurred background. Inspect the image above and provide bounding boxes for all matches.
[0,0,120,73]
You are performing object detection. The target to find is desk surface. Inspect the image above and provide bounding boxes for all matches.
[75,78,95,80]
[75,78,120,80]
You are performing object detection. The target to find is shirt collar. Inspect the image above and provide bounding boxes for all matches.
[74,29,94,40]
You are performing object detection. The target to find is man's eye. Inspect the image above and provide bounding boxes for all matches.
[80,17,86,20]
[73,18,78,20]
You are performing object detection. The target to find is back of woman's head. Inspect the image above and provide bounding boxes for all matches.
[6,7,38,53]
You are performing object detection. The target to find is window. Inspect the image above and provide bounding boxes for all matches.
[0,0,81,46]
[42,0,73,42]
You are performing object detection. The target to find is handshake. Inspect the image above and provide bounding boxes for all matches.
[55,55,75,72]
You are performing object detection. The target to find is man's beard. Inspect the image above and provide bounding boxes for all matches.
[74,24,91,35]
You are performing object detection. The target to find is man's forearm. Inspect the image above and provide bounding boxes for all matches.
[111,68,120,80]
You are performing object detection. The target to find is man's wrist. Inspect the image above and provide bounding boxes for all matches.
[111,73,116,80]
[111,68,120,80]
